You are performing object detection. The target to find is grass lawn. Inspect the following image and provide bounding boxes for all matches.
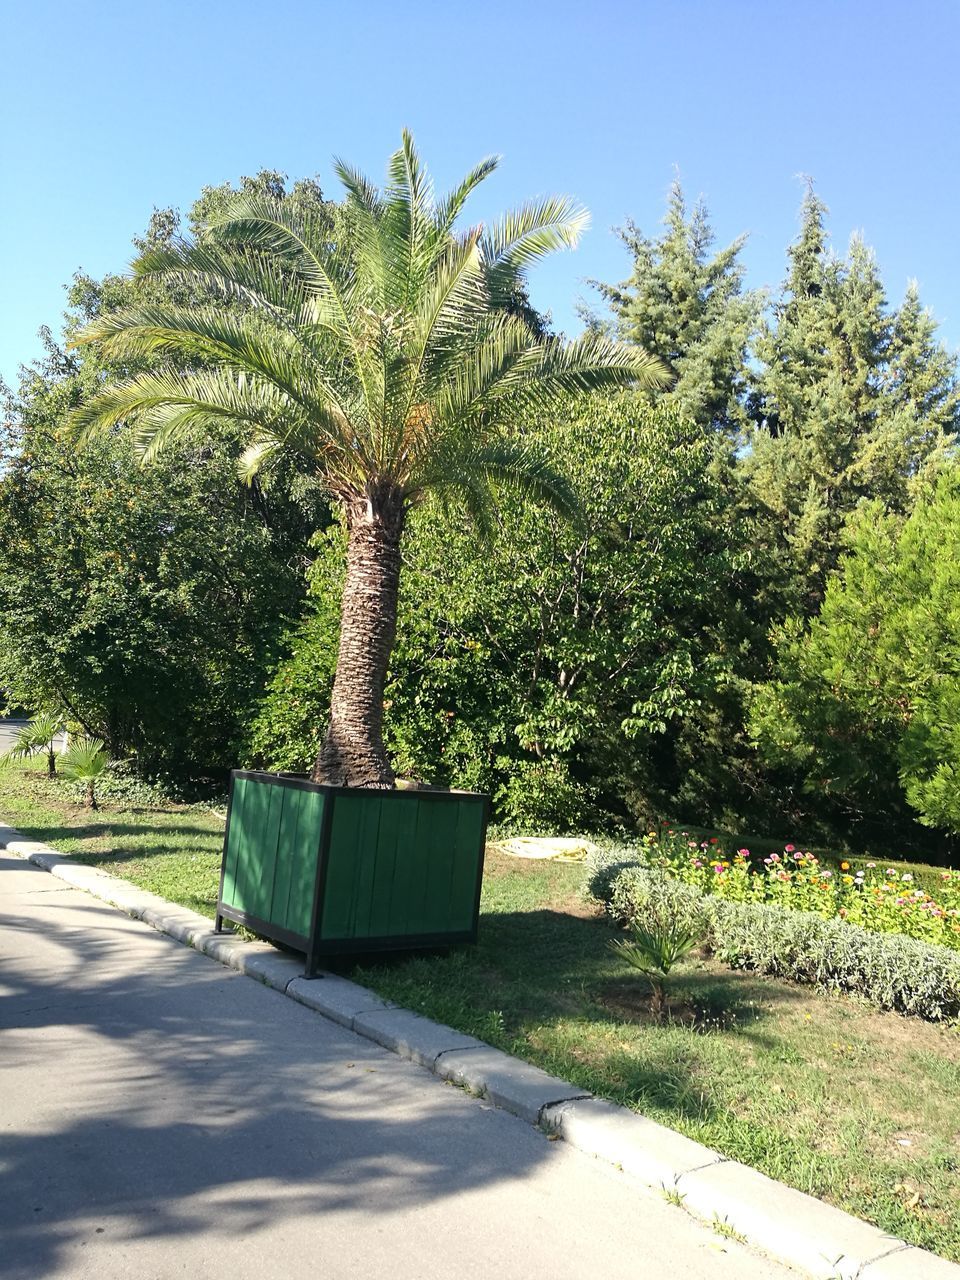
[0,760,226,916]
[3,761,960,1261]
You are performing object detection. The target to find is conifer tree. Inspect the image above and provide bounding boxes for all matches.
[858,281,960,506]
[747,187,959,607]
[591,181,761,438]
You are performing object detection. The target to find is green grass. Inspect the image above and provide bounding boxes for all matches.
[3,759,960,1262]
[354,854,960,1262]
[0,758,226,915]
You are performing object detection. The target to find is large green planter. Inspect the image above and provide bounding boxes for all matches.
[215,770,489,974]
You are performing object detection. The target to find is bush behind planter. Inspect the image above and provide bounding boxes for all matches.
[592,858,960,1021]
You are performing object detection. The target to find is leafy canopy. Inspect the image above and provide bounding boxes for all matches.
[590,180,762,439]
[750,465,960,835]
[249,393,745,830]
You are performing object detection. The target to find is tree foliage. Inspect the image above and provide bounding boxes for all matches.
[0,172,331,776]
[4,158,960,849]
[746,187,960,609]
[750,467,960,836]
[590,181,762,438]
[69,132,668,788]
[250,393,749,829]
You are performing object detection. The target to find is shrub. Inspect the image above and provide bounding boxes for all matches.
[582,841,648,905]
[608,866,709,936]
[60,737,111,810]
[711,899,960,1021]
[493,758,603,834]
[596,863,960,1021]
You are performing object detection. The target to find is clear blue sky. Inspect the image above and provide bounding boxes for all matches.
[3,0,959,388]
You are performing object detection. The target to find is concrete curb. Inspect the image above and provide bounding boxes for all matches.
[3,822,958,1280]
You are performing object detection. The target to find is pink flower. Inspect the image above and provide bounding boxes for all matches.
[785,844,796,853]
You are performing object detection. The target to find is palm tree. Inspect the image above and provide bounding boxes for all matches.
[70,133,668,789]
[60,736,111,809]
[3,711,64,777]
[608,921,703,1021]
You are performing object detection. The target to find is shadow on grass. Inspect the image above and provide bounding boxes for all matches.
[351,907,805,1123]
[9,821,221,851]
[7,819,221,860]
[69,844,221,866]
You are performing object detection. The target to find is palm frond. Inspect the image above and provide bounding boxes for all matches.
[388,130,434,241]
[68,134,670,523]
[608,922,702,975]
[434,155,500,237]
[60,736,111,781]
[413,437,582,529]
[487,332,672,408]
[481,197,590,298]
[330,159,384,219]
[3,712,63,761]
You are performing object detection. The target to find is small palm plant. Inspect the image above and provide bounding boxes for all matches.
[60,737,111,810]
[608,921,703,1020]
[3,711,65,777]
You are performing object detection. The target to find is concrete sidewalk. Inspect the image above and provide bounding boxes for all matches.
[0,854,795,1280]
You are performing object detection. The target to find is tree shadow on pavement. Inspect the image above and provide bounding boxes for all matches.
[0,863,570,1278]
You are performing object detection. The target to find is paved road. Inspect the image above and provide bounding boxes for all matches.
[0,856,794,1280]
[0,719,28,752]
[0,719,68,753]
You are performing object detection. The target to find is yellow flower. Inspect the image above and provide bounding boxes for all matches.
[840,861,850,871]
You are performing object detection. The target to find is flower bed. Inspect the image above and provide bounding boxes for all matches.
[650,828,960,951]
[592,860,960,1021]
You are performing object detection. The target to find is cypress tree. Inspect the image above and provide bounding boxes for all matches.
[747,186,958,607]
[591,181,761,438]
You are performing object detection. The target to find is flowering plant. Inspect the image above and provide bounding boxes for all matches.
[650,826,960,951]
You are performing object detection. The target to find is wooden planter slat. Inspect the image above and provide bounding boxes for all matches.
[215,770,488,974]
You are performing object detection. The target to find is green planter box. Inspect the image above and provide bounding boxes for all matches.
[215,770,489,974]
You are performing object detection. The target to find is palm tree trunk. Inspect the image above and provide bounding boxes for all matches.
[312,485,406,788]
[86,780,98,810]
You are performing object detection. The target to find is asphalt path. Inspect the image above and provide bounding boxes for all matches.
[0,719,68,754]
[0,855,795,1280]
[0,719,27,752]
